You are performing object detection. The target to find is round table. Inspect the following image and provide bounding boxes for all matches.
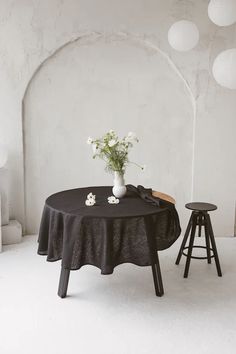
[38,186,181,298]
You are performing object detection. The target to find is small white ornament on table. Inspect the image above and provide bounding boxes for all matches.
[108,196,119,204]
[85,193,96,206]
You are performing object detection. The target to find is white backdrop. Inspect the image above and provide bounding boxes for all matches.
[0,0,235,236]
[24,35,193,234]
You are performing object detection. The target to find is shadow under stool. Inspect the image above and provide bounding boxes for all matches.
[175,202,222,278]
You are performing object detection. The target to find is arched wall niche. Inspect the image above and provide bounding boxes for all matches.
[23,32,195,234]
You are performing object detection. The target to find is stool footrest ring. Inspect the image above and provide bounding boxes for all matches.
[182,246,215,260]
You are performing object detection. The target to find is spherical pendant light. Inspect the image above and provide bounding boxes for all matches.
[212,48,236,89]
[208,0,236,27]
[168,20,199,52]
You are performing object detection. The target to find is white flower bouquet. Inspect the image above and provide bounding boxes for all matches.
[87,130,143,174]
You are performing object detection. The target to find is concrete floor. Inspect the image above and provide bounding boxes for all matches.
[0,235,235,354]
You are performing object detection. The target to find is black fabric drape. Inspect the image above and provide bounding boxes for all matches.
[38,186,181,274]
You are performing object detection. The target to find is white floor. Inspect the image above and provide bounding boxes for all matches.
[0,236,236,354]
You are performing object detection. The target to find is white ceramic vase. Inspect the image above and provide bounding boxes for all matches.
[112,171,127,198]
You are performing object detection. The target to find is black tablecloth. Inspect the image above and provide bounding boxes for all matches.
[38,185,181,274]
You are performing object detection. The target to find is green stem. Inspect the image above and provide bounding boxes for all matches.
[129,161,144,170]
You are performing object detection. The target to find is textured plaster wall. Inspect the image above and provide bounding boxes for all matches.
[0,0,235,235]
[23,34,194,233]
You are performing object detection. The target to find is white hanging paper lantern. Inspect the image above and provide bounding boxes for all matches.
[212,49,236,89]
[168,20,199,52]
[208,0,236,27]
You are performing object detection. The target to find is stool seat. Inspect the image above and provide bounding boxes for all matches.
[185,202,217,212]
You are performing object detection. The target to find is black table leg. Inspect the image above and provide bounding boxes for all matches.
[58,268,70,298]
[151,251,164,297]
[176,213,193,265]
[206,214,222,277]
[144,216,164,297]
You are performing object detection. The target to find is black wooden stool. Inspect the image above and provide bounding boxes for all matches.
[176,202,222,278]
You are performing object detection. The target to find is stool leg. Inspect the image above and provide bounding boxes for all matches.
[184,214,197,278]
[203,214,211,264]
[205,214,222,277]
[198,214,202,237]
[175,213,193,265]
